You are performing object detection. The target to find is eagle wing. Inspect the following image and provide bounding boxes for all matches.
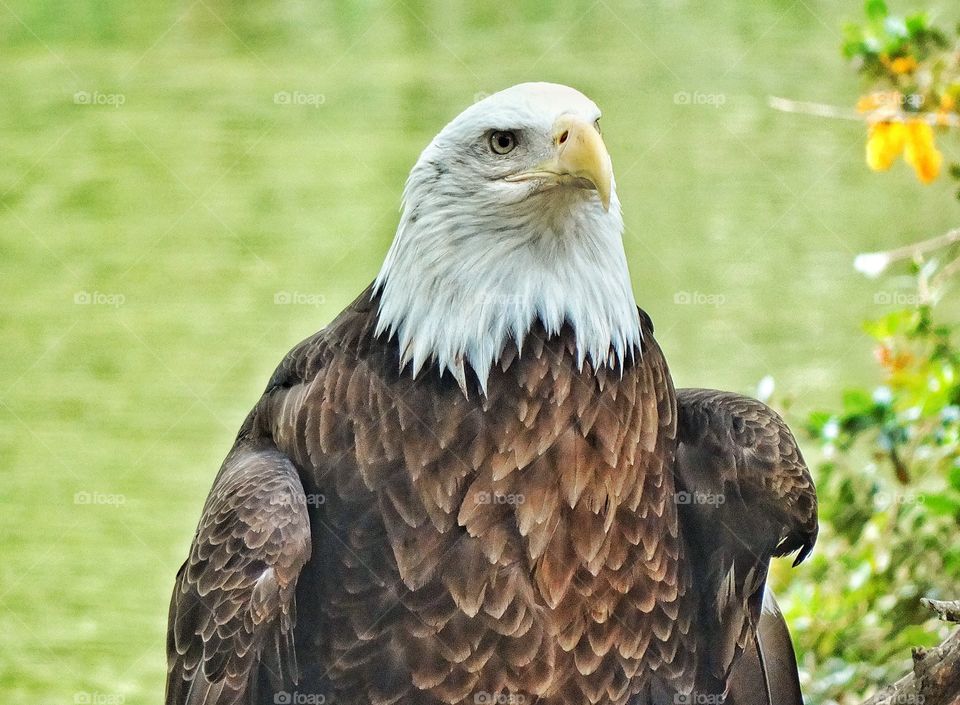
[165,440,312,705]
[673,388,817,705]
[724,589,804,705]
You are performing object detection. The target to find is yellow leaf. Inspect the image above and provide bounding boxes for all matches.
[889,56,918,74]
[866,122,906,172]
[903,119,943,184]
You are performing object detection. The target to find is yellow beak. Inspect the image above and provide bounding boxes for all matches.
[503,115,613,210]
[550,115,612,210]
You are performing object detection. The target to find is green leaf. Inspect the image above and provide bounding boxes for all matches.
[905,13,928,36]
[807,410,833,437]
[843,389,877,416]
[949,465,960,491]
[864,310,914,339]
[842,24,872,60]
[865,0,888,22]
[843,39,869,59]
[922,493,960,517]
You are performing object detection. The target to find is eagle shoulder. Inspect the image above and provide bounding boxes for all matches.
[264,286,380,393]
[675,388,818,563]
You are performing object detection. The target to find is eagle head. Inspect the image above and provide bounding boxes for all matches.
[374,82,642,394]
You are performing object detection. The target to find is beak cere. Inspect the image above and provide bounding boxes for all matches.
[552,115,613,210]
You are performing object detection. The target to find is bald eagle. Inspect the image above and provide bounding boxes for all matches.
[165,83,818,705]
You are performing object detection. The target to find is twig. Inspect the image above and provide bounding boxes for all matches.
[922,598,960,624]
[768,96,865,122]
[769,96,960,128]
[931,254,960,291]
[877,229,960,264]
[855,228,960,280]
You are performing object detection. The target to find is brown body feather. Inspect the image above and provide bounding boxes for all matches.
[165,289,817,705]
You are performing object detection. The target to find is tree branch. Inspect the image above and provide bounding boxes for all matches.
[860,599,960,705]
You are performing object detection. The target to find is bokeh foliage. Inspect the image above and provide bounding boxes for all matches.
[781,295,960,703]
[773,3,960,702]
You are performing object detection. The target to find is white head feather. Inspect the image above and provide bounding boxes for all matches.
[373,82,641,394]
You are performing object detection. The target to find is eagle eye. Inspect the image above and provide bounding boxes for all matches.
[489,130,518,155]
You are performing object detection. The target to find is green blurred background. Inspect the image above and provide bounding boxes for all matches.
[2,1,958,702]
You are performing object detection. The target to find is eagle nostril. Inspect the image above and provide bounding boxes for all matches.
[557,130,569,146]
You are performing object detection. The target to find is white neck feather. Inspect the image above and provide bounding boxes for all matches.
[373,182,641,395]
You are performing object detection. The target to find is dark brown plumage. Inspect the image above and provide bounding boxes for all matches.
[674,389,818,705]
[165,290,818,705]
